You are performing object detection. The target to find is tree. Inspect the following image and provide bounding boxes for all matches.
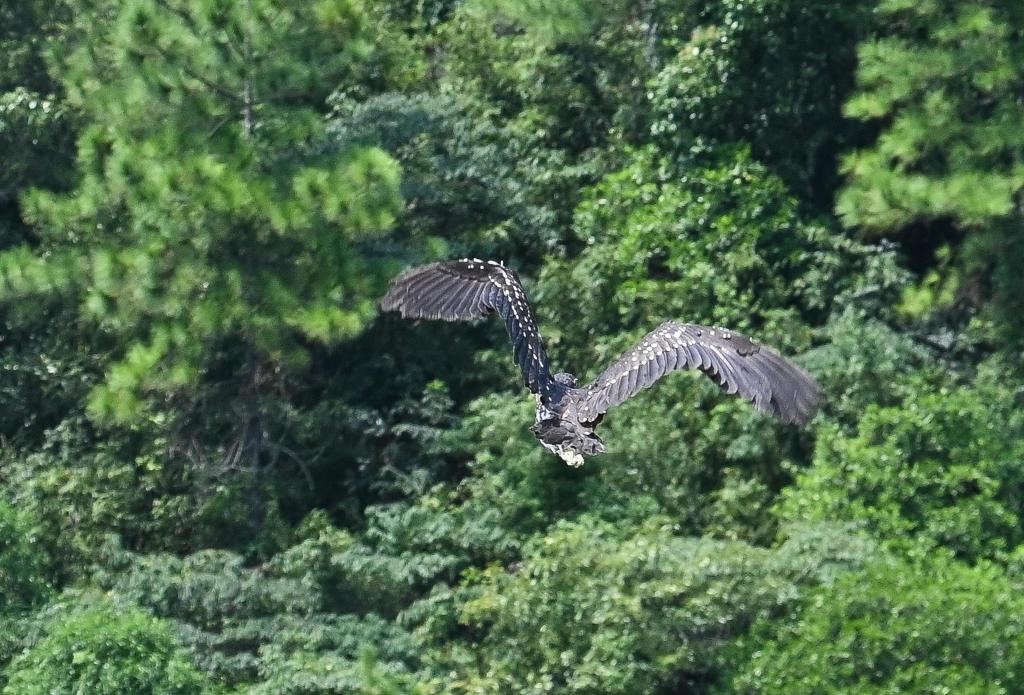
[2,1,1023,692]
[722,555,1024,694]
[0,502,51,615]
[837,0,1024,343]
[3,596,217,695]
[839,1,1024,230]
[648,0,869,198]
[0,501,52,674]
[778,360,1024,563]
[0,0,75,236]
[0,0,403,533]
[0,0,86,450]
[418,517,873,693]
[92,519,424,691]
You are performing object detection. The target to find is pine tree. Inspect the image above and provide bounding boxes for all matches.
[0,0,403,527]
[838,1,1024,229]
[837,1,1024,342]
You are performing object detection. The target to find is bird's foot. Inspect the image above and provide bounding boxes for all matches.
[558,449,585,468]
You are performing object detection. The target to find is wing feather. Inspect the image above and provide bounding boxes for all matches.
[578,321,823,425]
[468,281,491,315]
[380,259,557,402]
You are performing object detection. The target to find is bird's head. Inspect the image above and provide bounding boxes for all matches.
[553,372,578,387]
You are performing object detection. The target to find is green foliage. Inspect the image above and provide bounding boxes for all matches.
[473,0,626,43]
[96,520,446,692]
[422,517,873,693]
[3,595,217,695]
[779,360,1024,562]
[0,502,51,615]
[0,502,52,676]
[723,555,1024,694]
[539,147,895,361]
[802,306,927,423]
[439,393,587,538]
[649,1,869,194]
[0,0,76,225]
[328,92,563,259]
[437,0,655,163]
[92,523,424,691]
[5,0,403,424]
[839,1,1024,229]
[1,0,1023,691]
[838,0,1024,344]
[3,417,213,577]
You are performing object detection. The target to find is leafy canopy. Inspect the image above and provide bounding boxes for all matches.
[724,555,1024,694]
[3,596,217,695]
[6,0,402,422]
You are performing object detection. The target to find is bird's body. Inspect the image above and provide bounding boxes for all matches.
[530,375,605,467]
[380,259,823,466]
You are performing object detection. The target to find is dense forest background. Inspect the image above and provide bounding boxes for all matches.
[1,0,1023,692]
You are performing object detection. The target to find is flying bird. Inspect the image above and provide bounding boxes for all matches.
[380,259,823,467]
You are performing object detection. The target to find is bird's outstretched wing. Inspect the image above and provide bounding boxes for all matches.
[380,259,557,403]
[577,321,823,425]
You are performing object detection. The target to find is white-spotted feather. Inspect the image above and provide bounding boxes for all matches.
[578,320,821,425]
[380,259,557,403]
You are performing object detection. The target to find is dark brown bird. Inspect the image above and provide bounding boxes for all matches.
[380,259,823,466]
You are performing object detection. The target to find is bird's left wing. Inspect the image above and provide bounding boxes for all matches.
[577,320,823,425]
[380,259,557,403]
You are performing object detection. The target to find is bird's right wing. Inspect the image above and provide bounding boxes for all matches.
[379,259,557,403]
[576,320,823,425]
